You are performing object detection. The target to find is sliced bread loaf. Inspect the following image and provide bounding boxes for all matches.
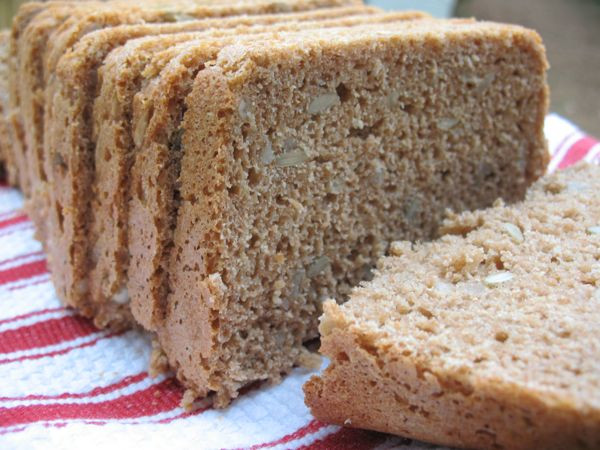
[304,163,600,449]
[148,20,548,405]
[78,7,382,328]
[125,12,427,332]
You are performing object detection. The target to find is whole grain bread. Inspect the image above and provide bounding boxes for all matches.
[78,6,381,328]
[40,0,360,327]
[145,20,548,406]
[304,163,600,450]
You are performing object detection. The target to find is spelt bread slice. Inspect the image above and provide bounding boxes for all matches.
[90,10,420,329]
[304,163,600,450]
[125,12,427,332]
[145,19,548,406]
[43,0,358,326]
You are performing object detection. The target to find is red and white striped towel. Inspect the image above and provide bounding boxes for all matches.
[0,114,598,449]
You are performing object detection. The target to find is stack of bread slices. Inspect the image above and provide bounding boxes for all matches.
[5,2,589,448]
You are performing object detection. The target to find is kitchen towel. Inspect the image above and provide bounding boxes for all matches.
[0,113,598,449]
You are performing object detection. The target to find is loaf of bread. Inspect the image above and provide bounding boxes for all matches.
[304,163,600,450]
[8,0,552,410]
[127,20,548,406]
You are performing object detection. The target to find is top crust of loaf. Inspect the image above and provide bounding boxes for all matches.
[304,163,600,450]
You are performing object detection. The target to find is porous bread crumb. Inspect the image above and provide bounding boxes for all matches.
[149,338,170,378]
[304,163,600,450]
[180,389,198,412]
[296,348,322,370]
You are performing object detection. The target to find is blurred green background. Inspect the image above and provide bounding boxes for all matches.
[2,0,599,135]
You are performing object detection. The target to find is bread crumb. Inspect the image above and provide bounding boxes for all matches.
[181,389,197,412]
[149,338,169,377]
[297,348,322,370]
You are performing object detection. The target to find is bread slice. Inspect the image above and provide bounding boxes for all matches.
[39,0,360,325]
[132,19,548,406]
[304,163,600,449]
[90,11,424,329]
